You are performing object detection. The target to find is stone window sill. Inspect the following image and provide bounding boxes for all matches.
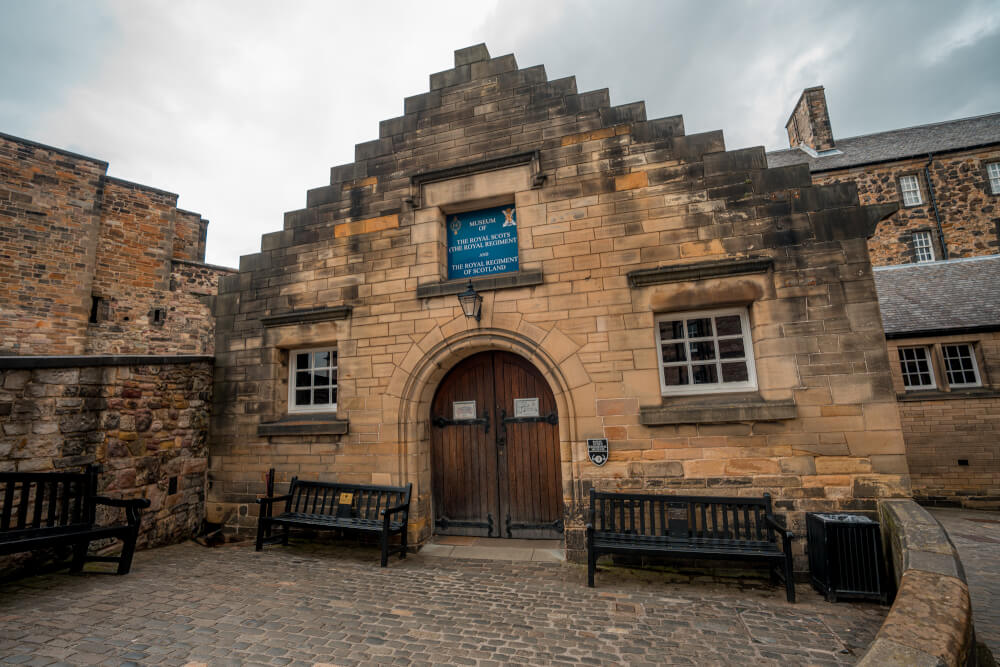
[896,388,1000,402]
[257,414,349,437]
[639,393,796,426]
[416,269,543,299]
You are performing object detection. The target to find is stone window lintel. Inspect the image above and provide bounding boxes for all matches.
[638,393,796,426]
[257,414,349,437]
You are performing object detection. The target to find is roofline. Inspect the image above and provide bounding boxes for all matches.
[768,139,1000,174]
[103,175,179,200]
[784,86,825,130]
[826,110,1000,145]
[0,130,109,168]
[874,254,1000,272]
[885,324,1000,340]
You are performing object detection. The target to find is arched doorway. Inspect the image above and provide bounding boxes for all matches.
[430,351,563,539]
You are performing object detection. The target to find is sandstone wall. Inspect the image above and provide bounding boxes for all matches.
[887,331,1000,508]
[0,132,234,357]
[209,45,910,563]
[812,147,1000,266]
[0,133,106,355]
[0,357,213,549]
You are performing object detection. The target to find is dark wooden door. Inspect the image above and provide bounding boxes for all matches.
[431,351,563,539]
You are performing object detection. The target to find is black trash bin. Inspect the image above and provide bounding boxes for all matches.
[806,512,889,603]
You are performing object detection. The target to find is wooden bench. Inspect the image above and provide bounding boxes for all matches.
[256,478,412,567]
[586,489,796,602]
[0,466,151,575]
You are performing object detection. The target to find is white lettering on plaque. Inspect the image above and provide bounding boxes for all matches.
[452,400,476,420]
[513,398,539,418]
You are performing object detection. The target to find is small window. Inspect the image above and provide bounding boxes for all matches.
[898,347,936,390]
[89,296,103,324]
[988,162,1000,195]
[150,307,167,326]
[941,344,981,388]
[288,348,338,412]
[656,308,757,395]
[913,231,935,263]
[899,174,922,206]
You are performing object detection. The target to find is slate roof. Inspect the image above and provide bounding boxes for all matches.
[873,255,1000,337]
[767,112,1000,171]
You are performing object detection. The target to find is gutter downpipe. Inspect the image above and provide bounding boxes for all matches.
[924,153,948,260]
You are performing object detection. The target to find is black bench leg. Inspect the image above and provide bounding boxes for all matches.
[380,530,389,568]
[586,526,596,587]
[783,544,796,603]
[70,541,88,573]
[255,518,267,552]
[117,533,138,575]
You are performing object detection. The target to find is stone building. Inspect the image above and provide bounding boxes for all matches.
[767,87,1000,267]
[875,255,1000,508]
[0,131,234,357]
[0,131,235,552]
[210,44,911,563]
[769,89,1000,509]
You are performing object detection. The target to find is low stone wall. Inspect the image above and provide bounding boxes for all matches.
[858,499,975,666]
[0,355,213,552]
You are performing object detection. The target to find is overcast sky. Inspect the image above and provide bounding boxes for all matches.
[2,0,998,267]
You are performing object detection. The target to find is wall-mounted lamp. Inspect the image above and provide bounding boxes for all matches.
[457,280,483,322]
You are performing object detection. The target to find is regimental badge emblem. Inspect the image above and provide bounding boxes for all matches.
[587,438,609,466]
[502,207,516,227]
[450,217,461,234]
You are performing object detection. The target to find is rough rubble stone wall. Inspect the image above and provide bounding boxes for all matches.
[0,134,106,355]
[0,360,212,549]
[785,87,835,152]
[812,147,1000,266]
[210,45,910,563]
[0,132,231,357]
[886,331,1000,509]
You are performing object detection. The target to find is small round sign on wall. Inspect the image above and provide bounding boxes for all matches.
[587,438,609,466]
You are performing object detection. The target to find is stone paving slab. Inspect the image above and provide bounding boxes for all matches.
[0,540,887,666]
[930,508,1000,659]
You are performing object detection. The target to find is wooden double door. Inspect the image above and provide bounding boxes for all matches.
[431,352,563,539]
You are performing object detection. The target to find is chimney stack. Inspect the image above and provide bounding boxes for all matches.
[786,86,835,151]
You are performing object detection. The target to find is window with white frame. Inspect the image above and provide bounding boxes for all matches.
[899,174,922,206]
[988,162,1000,195]
[941,344,981,388]
[913,230,935,263]
[656,308,757,395]
[898,347,936,390]
[289,348,338,412]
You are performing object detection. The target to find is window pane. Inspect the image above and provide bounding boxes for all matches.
[898,347,934,388]
[715,315,742,337]
[331,350,338,365]
[941,344,980,386]
[721,362,749,382]
[313,388,330,405]
[660,320,684,341]
[988,163,1000,194]
[688,341,716,361]
[331,388,338,405]
[295,371,311,388]
[718,338,745,359]
[312,351,331,367]
[661,343,686,363]
[663,366,688,386]
[687,318,712,338]
[691,364,718,384]
[295,389,311,405]
[313,369,331,386]
[296,353,310,370]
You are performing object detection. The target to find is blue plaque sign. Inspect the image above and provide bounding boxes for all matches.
[446,205,518,280]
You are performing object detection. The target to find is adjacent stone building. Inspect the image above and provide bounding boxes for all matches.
[0,131,234,356]
[210,44,911,564]
[767,87,1000,267]
[0,131,235,552]
[875,255,1000,508]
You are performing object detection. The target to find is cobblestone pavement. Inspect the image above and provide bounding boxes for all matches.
[0,540,887,666]
[931,508,1000,658]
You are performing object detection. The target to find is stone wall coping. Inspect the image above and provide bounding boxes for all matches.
[0,130,109,168]
[638,396,796,425]
[857,499,974,667]
[260,306,353,328]
[171,257,238,273]
[896,388,1000,402]
[257,414,349,437]
[0,355,214,370]
[626,256,774,288]
[416,270,544,299]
